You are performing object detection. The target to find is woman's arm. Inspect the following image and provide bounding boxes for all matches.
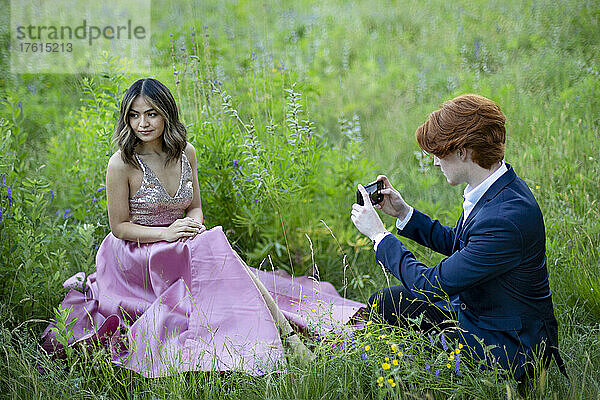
[106,151,203,243]
[184,142,204,223]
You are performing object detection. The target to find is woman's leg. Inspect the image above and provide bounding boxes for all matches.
[240,262,315,362]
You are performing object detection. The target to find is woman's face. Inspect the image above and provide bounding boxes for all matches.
[128,96,165,145]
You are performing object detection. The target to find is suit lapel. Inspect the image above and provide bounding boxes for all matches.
[460,163,517,234]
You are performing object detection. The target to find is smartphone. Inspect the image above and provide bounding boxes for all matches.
[356,180,384,206]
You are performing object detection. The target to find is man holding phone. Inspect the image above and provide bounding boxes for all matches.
[350,94,565,380]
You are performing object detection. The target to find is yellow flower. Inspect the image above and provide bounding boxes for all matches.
[366,320,373,326]
[372,303,378,308]
[387,378,396,387]
[377,376,384,383]
[458,343,464,349]
[311,309,316,313]
[272,68,277,73]
[384,357,389,362]
[392,359,399,366]
[455,348,460,354]
[382,362,391,370]
[536,185,540,189]
[366,332,372,338]
[377,334,388,340]
[447,363,451,369]
[398,351,403,357]
[390,344,398,352]
[364,345,370,351]
[449,352,455,361]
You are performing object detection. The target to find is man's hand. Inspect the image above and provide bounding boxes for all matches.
[373,175,411,220]
[351,184,388,240]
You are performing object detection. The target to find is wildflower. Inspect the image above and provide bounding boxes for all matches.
[435,368,440,383]
[377,334,387,339]
[17,101,23,114]
[362,353,371,366]
[377,376,384,387]
[384,357,389,362]
[390,343,398,352]
[440,333,448,350]
[446,363,451,369]
[311,309,316,313]
[398,351,403,357]
[536,185,540,189]
[455,353,462,377]
[63,208,73,219]
[425,363,431,374]
[366,320,373,326]
[428,333,434,347]
[382,362,391,370]
[96,186,105,193]
[366,332,372,338]
[1,174,4,188]
[392,359,398,366]
[455,348,460,354]
[364,345,370,351]
[49,189,54,202]
[458,343,463,350]
[0,207,2,222]
[474,39,481,60]
[232,159,245,176]
[448,352,455,361]
[387,378,396,387]
[7,186,12,207]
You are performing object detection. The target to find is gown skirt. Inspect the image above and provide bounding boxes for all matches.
[42,226,365,377]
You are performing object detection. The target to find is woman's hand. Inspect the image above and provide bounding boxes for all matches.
[163,217,206,242]
[373,175,411,219]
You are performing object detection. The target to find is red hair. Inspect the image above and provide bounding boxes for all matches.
[415,94,506,169]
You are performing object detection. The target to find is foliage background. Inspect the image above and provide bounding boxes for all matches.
[0,0,598,398]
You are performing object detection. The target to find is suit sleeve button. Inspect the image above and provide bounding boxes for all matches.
[460,303,467,311]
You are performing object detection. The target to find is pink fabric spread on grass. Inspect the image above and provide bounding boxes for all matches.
[42,226,365,377]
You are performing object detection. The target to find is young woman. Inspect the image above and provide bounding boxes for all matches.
[42,78,364,377]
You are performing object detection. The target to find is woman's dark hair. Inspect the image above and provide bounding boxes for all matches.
[415,94,506,169]
[113,78,187,168]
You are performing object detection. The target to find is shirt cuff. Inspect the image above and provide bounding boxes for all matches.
[395,207,414,231]
[372,232,392,251]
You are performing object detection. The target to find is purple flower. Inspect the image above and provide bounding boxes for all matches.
[428,333,434,347]
[440,333,448,350]
[63,208,73,219]
[96,186,105,193]
[361,353,370,366]
[425,363,431,374]
[17,101,23,114]
[232,159,245,176]
[0,207,3,222]
[2,174,5,188]
[7,186,12,207]
[474,40,481,60]
[455,353,462,377]
[435,368,440,383]
[91,197,96,204]
[49,189,54,202]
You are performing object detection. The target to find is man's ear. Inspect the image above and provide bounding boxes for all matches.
[458,148,471,161]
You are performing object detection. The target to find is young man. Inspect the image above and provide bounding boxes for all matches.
[351,94,565,380]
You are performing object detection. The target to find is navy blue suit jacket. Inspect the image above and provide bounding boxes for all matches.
[376,164,560,378]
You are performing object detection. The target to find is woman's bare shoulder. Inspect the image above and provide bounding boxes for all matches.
[107,150,134,173]
[184,142,197,161]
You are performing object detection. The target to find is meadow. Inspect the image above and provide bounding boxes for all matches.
[0,0,599,398]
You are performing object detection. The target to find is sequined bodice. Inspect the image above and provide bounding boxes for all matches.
[129,152,193,226]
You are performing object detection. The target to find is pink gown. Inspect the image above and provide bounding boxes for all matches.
[42,151,365,377]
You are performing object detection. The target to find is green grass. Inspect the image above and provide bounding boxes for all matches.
[1,0,599,398]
